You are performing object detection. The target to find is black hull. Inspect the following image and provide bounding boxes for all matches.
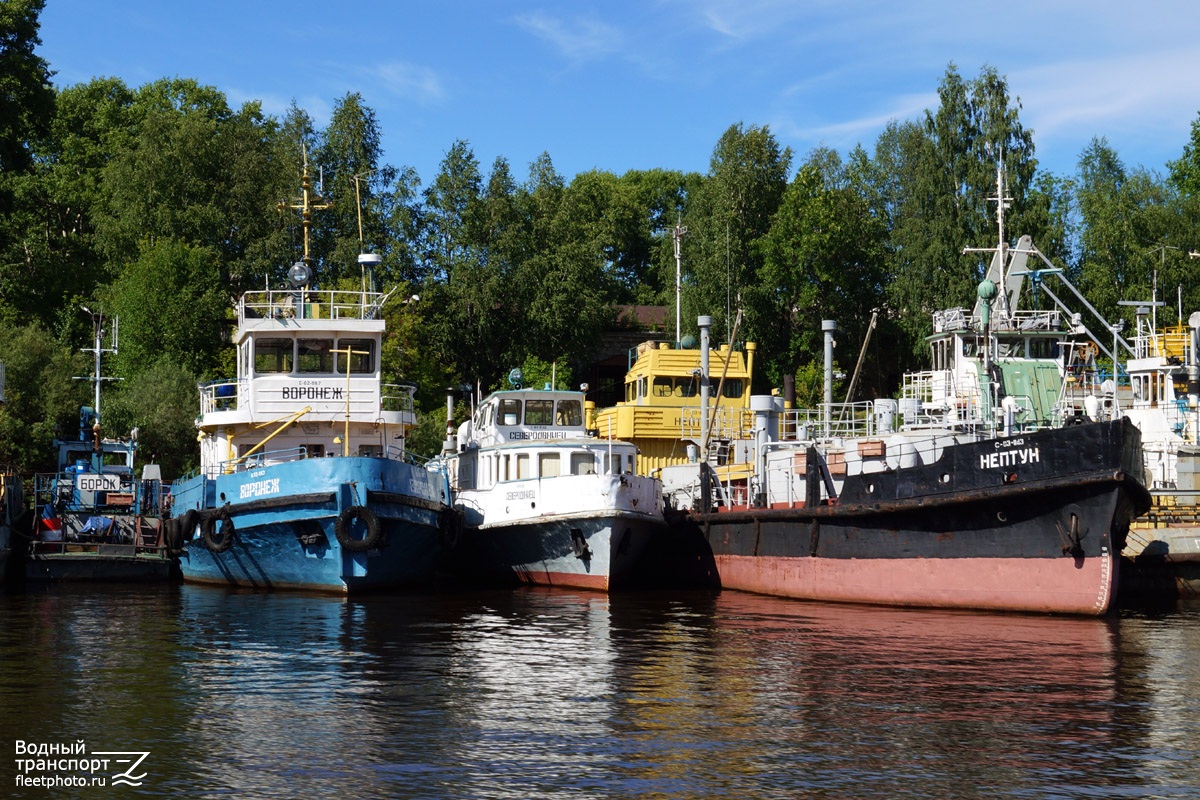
[679,419,1150,615]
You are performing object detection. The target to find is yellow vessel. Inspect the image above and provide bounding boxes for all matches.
[589,337,757,482]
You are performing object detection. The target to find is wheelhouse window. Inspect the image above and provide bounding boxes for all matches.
[570,452,595,475]
[298,338,334,373]
[556,400,582,426]
[499,399,522,426]
[336,338,375,374]
[525,399,554,426]
[255,338,293,373]
[1029,338,1057,358]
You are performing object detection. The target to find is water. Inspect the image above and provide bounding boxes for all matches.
[3,584,1200,799]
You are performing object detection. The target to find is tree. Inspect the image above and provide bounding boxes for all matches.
[0,0,53,176]
[0,0,55,322]
[514,153,616,370]
[0,322,84,473]
[0,78,136,333]
[313,93,401,285]
[103,356,202,478]
[102,239,228,380]
[96,78,290,298]
[1075,138,1180,326]
[684,124,792,350]
[756,150,886,388]
[875,64,1038,355]
[416,141,495,390]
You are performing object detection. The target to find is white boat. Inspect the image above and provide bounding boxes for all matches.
[440,375,666,591]
[1094,308,1200,596]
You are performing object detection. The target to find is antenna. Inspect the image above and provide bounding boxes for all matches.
[673,217,687,348]
[354,171,377,294]
[278,146,331,273]
[74,308,122,422]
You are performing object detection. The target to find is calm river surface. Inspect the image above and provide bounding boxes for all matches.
[2,583,1199,799]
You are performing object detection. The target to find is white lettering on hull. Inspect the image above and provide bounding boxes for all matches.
[979,448,1041,469]
[239,478,281,499]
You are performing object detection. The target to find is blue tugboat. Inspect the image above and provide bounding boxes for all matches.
[26,314,173,582]
[168,159,449,593]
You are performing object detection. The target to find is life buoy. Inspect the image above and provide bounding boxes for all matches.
[335,506,381,552]
[202,507,235,554]
[163,518,184,556]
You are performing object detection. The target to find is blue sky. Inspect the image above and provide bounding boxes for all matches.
[36,1,1200,189]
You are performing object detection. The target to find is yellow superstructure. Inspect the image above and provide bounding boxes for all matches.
[590,340,757,479]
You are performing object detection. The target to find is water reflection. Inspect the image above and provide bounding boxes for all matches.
[2,586,1200,798]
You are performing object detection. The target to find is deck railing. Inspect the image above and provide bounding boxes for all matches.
[239,288,387,323]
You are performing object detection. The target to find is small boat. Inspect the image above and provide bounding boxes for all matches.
[25,315,173,583]
[168,158,449,593]
[27,416,172,582]
[438,373,666,591]
[605,169,1151,615]
[1092,307,1200,598]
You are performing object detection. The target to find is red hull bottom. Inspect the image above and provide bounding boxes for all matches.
[712,553,1118,616]
[515,569,610,592]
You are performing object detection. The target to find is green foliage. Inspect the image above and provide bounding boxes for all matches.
[3,52,1200,476]
[102,356,201,478]
[0,322,84,472]
[0,0,53,176]
[875,65,1037,357]
[1073,138,1184,326]
[756,151,886,388]
[683,123,792,347]
[102,239,228,379]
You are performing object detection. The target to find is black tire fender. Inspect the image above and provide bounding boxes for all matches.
[335,506,381,552]
[202,507,235,554]
[179,509,200,541]
[163,517,184,555]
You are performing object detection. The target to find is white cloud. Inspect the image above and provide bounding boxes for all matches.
[514,12,624,62]
[367,62,446,105]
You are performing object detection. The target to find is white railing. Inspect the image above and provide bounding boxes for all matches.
[381,382,417,414]
[198,380,415,416]
[778,402,877,440]
[199,379,245,415]
[239,288,387,323]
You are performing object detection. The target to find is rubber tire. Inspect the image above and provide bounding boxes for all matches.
[335,506,381,552]
[202,508,235,554]
[179,509,200,541]
[163,517,184,556]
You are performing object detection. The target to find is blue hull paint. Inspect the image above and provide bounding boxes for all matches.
[172,457,448,593]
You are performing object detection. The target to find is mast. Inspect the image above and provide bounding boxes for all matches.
[278,148,330,309]
[75,310,119,424]
[673,219,687,348]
